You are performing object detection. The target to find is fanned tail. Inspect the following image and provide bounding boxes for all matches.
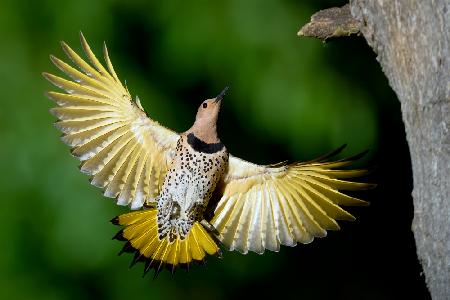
[111,209,221,277]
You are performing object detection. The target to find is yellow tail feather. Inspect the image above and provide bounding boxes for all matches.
[111,208,220,276]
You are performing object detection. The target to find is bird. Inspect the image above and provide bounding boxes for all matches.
[43,32,375,277]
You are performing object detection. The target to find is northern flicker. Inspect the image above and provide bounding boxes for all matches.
[44,33,374,277]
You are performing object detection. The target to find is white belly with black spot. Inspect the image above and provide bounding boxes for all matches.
[156,136,228,240]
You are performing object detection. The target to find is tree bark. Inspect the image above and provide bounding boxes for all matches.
[299,1,449,298]
[297,4,360,41]
[349,1,450,299]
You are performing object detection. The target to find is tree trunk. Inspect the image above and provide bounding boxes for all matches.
[349,1,450,299]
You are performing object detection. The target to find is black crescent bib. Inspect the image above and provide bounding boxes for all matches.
[187,133,224,154]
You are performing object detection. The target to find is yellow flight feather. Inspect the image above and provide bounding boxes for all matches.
[211,153,374,254]
[44,32,180,209]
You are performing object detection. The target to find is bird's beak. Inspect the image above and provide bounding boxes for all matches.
[215,86,229,103]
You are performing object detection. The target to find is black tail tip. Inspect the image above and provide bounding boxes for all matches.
[110,216,120,225]
[130,251,144,269]
[112,229,127,241]
[119,242,135,256]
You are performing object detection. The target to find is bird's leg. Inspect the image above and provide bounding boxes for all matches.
[200,219,223,259]
[143,201,157,209]
[200,219,219,236]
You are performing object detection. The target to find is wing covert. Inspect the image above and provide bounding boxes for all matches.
[44,32,179,209]
[211,150,374,254]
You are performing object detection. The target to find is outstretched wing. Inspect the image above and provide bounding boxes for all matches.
[43,33,179,209]
[211,147,374,254]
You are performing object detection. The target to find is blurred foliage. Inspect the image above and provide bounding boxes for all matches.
[0,0,429,299]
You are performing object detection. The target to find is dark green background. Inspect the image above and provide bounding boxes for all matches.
[0,0,430,299]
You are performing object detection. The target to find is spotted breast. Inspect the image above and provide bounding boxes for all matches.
[157,133,228,242]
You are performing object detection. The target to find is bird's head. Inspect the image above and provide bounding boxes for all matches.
[189,87,228,143]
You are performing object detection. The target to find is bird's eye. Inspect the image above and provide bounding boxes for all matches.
[203,103,207,108]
